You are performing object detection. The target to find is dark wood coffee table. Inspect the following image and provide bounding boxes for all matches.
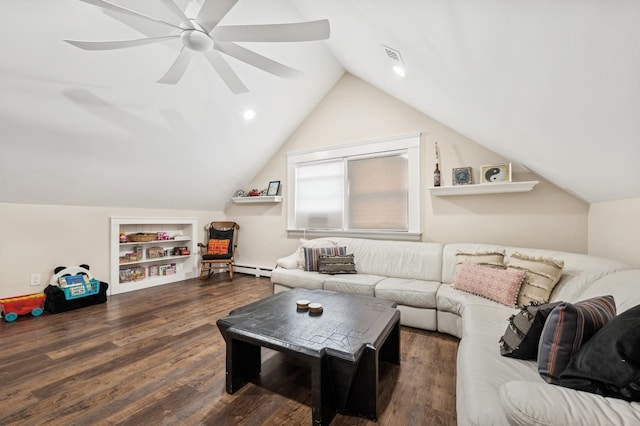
[216,288,401,425]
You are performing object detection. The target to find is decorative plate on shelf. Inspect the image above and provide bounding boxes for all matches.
[453,167,472,185]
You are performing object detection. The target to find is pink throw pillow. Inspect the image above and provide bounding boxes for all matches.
[453,263,526,307]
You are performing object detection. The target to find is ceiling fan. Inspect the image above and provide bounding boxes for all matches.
[65,0,330,94]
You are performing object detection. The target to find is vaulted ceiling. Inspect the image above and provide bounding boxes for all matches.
[1,0,638,210]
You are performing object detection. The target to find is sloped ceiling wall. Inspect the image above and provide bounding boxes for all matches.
[1,0,638,209]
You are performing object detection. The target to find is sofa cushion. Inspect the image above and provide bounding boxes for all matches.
[500,380,640,426]
[453,263,525,308]
[303,246,346,271]
[374,278,439,309]
[437,283,505,316]
[462,304,516,340]
[270,268,325,290]
[574,270,640,314]
[326,237,443,281]
[457,335,540,426]
[499,301,562,360]
[560,304,640,401]
[538,295,616,384]
[508,252,564,306]
[323,274,384,297]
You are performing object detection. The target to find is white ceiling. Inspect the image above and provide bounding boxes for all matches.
[1,0,638,210]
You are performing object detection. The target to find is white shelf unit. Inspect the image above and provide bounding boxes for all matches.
[110,217,197,295]
[231,196,282,204]
[429,181,539,196]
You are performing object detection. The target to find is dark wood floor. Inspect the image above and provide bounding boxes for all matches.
[0,274,458,425]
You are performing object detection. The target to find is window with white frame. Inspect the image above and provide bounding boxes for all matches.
[287,133,421,237]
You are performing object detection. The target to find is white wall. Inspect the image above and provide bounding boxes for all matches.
[0,202,223,298]
[589,197,640,268]
[226,74,589,269]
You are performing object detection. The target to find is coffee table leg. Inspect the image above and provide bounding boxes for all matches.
[311,357,336,426]
[380,319,401,365]
[226,337,261,394]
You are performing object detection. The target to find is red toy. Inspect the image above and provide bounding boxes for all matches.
[0,293,46,322]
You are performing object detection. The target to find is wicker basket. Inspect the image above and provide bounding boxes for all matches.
[126,233,158,242]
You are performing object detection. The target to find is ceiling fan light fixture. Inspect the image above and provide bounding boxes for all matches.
[180,29,213,52]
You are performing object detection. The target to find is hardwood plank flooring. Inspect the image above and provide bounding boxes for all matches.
[0,274,458,425]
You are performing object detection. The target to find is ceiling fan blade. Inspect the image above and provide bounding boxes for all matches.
[212,20,330,42]
[78,0,184,31]
[157,48,192,84]
[197,0,238,33]
[214,42,303,79]
[64,36,179,51]
[104,9,176,38]
[158,0,193,28]
[203,50,248,94]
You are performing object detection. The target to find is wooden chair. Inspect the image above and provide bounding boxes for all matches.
[197,221,239,280]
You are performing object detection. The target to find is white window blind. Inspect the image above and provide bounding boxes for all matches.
[294,159,344,229]
[348,153,408,230]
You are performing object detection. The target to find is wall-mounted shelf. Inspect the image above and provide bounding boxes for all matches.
[232,196,282,204]
[429,181,539,196]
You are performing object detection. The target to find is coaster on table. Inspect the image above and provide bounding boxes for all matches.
[308,302,323,315]
[296,299,310,311]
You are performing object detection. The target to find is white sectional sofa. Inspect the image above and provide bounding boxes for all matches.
[271,237,640,425]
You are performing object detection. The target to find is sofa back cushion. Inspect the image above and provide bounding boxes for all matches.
[442,243,628,302]
[319,237,443,282]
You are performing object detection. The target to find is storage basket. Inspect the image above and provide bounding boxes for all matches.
[58,275,101,300]
[126,233,158,242]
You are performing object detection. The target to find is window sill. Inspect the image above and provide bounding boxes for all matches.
[286,229,422,242]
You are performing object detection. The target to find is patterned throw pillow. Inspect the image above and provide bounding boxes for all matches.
[318,254,357,275]
[499,301,562,359]
[453,263,526,308]
[296,239,338,269]
[560,304,640,401]
[538,295,616,384]
[208,239,230,255]
[303,246,347,271]
[508,252,564,307]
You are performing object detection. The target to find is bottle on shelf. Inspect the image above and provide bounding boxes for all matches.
[434,163,441,187]
[434,141,441,187]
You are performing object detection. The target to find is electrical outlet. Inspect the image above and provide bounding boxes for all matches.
[30,273,41,287]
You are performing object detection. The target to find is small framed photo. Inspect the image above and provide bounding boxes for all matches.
[481,163,512,183]
[267,180,280,196]
[452,167,472,185]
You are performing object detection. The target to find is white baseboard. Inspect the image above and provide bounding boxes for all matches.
[233,265,273,278]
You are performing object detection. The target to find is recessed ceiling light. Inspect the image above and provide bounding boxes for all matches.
[243,109,255,120]
[393,65,406,77]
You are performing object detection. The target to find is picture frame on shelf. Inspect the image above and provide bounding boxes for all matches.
[481,163,512,183]
[452,167,472,185]
[267,180,280,196]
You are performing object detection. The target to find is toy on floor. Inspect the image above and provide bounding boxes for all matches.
[0,293,46,322]
[44,264,108,314]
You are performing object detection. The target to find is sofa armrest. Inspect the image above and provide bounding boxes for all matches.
[276,253,299,269]
[500,380,640,426]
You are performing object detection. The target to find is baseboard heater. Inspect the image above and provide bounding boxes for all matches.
[233,265,273,278]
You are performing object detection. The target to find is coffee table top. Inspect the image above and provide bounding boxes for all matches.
[217,289,399,361]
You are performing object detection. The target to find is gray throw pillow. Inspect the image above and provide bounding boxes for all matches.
[318,254,357,275]
[499,301,562,359]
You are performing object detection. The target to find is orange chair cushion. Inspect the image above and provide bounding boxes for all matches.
[208,239,230,255]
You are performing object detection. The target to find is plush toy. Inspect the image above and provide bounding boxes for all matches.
[44,264,108,314]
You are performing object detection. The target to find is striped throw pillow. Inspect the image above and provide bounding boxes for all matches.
[538,295,616,384]
[508,252,564,307]
[303,246,347,271]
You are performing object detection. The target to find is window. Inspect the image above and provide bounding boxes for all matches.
[287,133,421,238]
